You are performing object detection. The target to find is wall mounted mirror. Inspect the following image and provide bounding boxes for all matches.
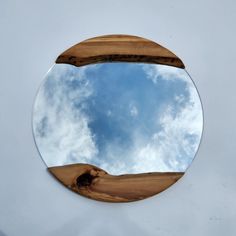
[32,35,203,202]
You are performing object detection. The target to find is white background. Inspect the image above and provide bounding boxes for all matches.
[0,1,235,235]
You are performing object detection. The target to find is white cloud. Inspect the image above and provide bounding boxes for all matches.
[132,87,202,172]
[95,64,203,174]
[33,64,98,167]
[129,65,203,173]
[33,63,203,174]
[142,64,190,84]
[129,104,138,117]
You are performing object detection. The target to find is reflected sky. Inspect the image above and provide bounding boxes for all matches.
[33,63,203,174]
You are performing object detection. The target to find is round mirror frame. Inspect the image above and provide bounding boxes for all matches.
[46,34,189,202]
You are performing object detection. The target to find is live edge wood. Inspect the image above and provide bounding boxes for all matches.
[56,34,185,69]
[48,164,184,202]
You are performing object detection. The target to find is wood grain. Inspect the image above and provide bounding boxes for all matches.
[48,163,184,202]
[56,34,185,69]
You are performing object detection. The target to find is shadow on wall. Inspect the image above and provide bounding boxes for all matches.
[0,230,7,236]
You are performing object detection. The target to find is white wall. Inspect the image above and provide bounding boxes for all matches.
[0,1,235,235]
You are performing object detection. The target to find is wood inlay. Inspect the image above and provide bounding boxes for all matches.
[56,34,185,69]
[48,164,184,202]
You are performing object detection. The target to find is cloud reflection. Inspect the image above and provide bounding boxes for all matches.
[33,63,203,174]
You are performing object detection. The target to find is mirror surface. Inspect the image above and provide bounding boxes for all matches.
[33,63,203,175]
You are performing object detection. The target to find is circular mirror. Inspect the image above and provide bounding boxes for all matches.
[32,35,203,202]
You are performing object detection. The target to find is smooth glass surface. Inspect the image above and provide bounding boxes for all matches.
[33,63,203,175]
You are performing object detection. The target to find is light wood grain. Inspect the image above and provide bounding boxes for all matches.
[48,163,184,202]
[56,34,185,68]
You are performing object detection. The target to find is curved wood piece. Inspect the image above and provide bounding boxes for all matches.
[48,163,184,202]
[56,34,185,69]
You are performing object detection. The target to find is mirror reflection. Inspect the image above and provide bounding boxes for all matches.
[33,63,203,175]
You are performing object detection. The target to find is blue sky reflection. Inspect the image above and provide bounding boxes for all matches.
[33,63,203,174]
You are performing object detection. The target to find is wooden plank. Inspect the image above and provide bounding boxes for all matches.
[48,164,184,202]
[56,34,185,68]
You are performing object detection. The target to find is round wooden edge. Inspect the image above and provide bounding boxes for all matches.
[48,163,184,203]
[56,34,185,69]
